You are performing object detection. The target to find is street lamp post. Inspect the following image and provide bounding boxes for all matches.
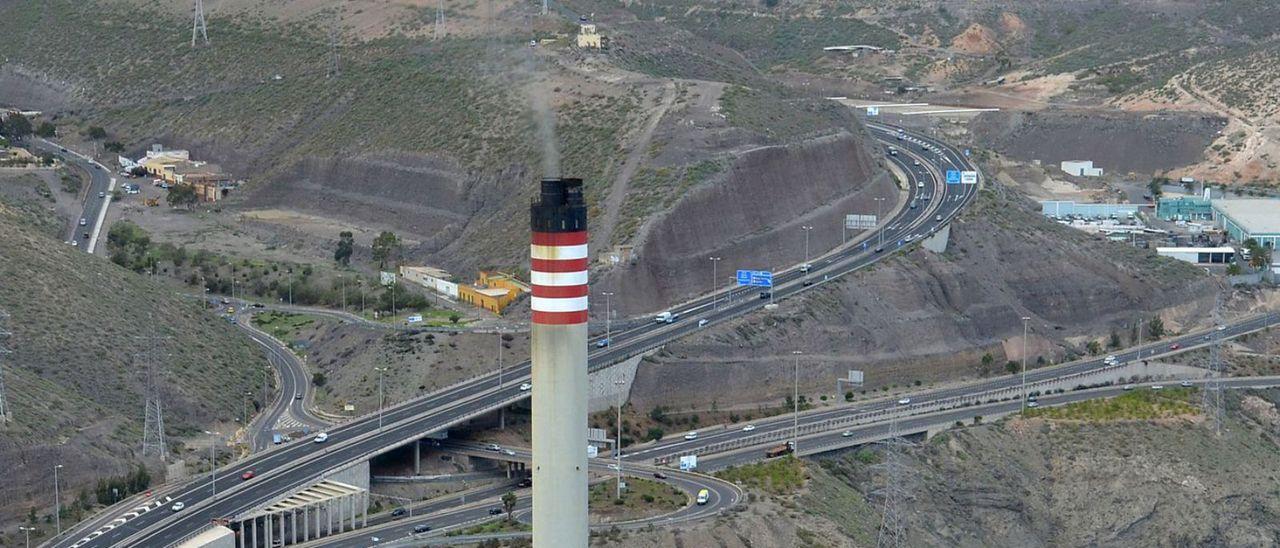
[497,330,505,430]
[19,525,34,548]
[614,379,626,499]
[287,269,294,306]
[801,226,813,271]
[791,351,802,453]
[1021,316,1030,414]
[602,292,614,345]
[874,198,886,250]
[340,276,347,311]
[53,464,63,536]
[708,258,720,309]
[375,367,388,430]
[209,431,221,499]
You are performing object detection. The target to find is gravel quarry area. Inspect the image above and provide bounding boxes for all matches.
[969,110,1226,175]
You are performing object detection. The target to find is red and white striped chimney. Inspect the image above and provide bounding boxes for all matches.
[529,178,589,547]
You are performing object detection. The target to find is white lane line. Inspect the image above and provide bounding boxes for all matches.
[85,175,115,254]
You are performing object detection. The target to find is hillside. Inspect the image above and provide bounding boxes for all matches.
[630,186,1213,412]
[0,184,268,530]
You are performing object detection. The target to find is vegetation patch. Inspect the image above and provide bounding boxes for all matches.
[588,477,686,521]
[251,311,319,341]
[719,85,852,143]
[447,517,530,536]
[1025,388,1200,422]
[715,455,807,495]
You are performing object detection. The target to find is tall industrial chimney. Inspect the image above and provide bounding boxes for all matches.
[529,178,589,547]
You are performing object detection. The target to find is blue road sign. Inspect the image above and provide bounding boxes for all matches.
[946,170,962,185]
[736,270,773,287]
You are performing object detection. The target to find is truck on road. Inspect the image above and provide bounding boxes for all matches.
[654,311,678,324]
[765,441,794,458]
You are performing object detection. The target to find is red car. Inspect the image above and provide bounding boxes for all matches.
[1169,343,1181,350]
[241,470,255,480]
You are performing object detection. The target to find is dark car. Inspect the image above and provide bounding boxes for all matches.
[802,279,813,286]
[517,477,532,488]
[759,291,771,300]
[653,472,667,480]
[413,524,432,534]
[391,508,407,518]
[488,508,503,515]
[251,303,265,308]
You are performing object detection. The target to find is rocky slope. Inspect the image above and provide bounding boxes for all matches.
[630,187,1212,412]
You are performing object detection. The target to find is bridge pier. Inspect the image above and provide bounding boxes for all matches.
[414,439,421,475]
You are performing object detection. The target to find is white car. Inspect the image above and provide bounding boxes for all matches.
[313,432,329,443]
[1151,385,1163,390]
[171,501,185,512]
[684,431,698,440]
[1216,325,1226,331]
[1180,380,1193,387]
[742,424,755,432]
[519,383,532,391]
[1027,401,1039,408]
[897,397,911,405]
[1122,384,1135,391]
[698,319,709,327]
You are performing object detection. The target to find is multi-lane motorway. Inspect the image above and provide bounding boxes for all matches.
[30,138,115,253]
[57,120,980,548]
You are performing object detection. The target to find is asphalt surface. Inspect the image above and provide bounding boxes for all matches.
[307,442,740,548]
[234,313,331,451]
[56,120,982,548]
[29,138,115,253]
[624,312,1279,467]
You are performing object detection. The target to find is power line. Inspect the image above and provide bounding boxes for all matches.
[191,0,209,47]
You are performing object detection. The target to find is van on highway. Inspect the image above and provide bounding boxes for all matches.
[684,431,698,440]
[654,311,677,323]
[696,489,710,505]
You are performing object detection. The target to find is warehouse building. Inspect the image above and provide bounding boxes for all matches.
[1060,160,1103,177]
[1157,196,1213,221]
[1212,199,1280,249]
[1156,246,1235,265]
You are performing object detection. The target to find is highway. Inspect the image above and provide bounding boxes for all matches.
[57,120,978,548]
[306,442,742,548]
[234,314,331,451]
[29,138,116,253]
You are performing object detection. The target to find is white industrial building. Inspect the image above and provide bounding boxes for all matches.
[1060,160,1103,177]
[1156,246,1235,265]
[399,266,459,298]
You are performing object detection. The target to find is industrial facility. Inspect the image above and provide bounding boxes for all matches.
[1212,199,1280,249]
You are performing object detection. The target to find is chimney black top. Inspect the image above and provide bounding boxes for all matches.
[531,178,587,233]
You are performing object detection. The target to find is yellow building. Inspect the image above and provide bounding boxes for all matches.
[577,24,603,49]
[457,271,528,314]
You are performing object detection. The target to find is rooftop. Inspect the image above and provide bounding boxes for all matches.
[1213,199,1280,234]
[474,287,510,298]
[1155,247,1235,254]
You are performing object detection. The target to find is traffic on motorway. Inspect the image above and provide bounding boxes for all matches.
[30,138,116,253]
[55,121,980,548]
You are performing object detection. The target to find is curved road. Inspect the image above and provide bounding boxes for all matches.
[56,121,978,548]
[29,138,115,253]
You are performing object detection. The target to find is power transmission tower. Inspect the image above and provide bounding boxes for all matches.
[1202,291,1225,436]
[138,336,172,460]
[873,418,915,548]
[0,310,11,426]
[435,0,445,40]
[191,0,209,47]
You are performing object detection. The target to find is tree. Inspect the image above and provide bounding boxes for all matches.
[86,126,107,140]
[35,121,56,138]
[1086,340,1101,355]
[166,184,199,209]
[1147,316,1165,339]
[646,427,664,441]
[449,312,461,324]
[334,231,354,265]
[311,372,327,387]
[1108,331,1121,349]
[1146,178,1164,199]
[2,113,32,142]
[501,491,518,521]
[1226,262,1242,275]
[371,231,401,268]
[981,353,994,369]
[104,141,125,153]
[1005,360,1019,374]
